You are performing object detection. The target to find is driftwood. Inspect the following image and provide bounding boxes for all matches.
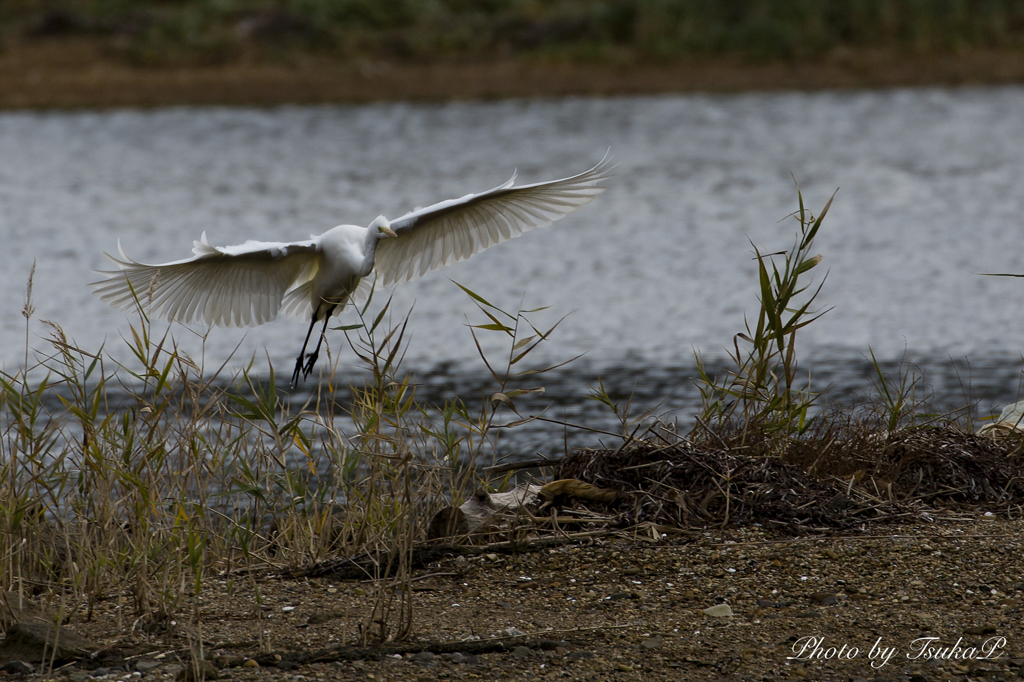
[256,630,600,665]
[977,398,1024,438]
[427,479,620,541]
[0,593,100,665]
[0,622,98,665]
[427,485,542,541]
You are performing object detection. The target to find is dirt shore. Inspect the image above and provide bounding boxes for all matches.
[3,517,1020,682]
[5,41,1024,109]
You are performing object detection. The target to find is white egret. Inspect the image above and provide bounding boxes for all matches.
[92,154,612,387]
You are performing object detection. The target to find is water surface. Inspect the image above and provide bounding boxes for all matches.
[2,90,1024,452]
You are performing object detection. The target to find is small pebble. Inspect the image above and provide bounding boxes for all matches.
[641,635,664,650]
[964,624,997,635]
[811,592,837,606]
[703,603,733,617]
[135,660,161,673]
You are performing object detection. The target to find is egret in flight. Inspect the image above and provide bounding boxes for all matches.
[93,155,612,387]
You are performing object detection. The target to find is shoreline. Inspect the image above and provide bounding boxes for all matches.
[5,41,1024,109]
[9,517,1024,681]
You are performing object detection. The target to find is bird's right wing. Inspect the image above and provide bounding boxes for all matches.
[374,154,613,287]
[91,233,322,328]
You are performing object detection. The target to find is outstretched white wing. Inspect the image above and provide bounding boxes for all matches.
[91,233,322,327]
[374,154,613,287]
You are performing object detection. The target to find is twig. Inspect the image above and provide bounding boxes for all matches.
[483,457,562,474]
[499,415,624,439]
[385,571,459,588]
[693,415,731,451]
[281,623,637,665]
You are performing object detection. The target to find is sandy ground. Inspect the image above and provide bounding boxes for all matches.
[5,40,1024,109]
[5,516,1019,682]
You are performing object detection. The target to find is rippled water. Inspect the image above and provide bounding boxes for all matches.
[3,89,1024,453]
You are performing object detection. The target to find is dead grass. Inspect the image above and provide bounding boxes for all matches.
[557,424,1024,536]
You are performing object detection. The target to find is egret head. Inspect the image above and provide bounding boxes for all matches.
[371,215,397,239]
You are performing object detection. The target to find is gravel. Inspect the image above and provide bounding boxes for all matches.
[11,516,1024,682]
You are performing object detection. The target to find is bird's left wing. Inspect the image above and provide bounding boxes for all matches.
[374,154,613,287]
[91,233,322,327]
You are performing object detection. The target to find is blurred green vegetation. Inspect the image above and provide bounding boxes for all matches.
[4,0,1024,66]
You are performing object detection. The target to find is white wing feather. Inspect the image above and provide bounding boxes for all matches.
[91,233,322,327]
[374,154,613,287]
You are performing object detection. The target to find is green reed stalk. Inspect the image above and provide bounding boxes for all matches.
[696,185,834,446]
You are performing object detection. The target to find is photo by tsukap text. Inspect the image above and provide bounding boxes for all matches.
[790,635,1007,669]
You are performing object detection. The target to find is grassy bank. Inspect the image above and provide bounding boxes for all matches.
[6,0,1024,66]
[2,271,580,645]
[5,2,1024,107]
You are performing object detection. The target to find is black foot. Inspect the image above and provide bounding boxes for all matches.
[290,351,321,389]
[302,351,319,379]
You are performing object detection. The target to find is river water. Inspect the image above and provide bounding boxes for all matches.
[2,89,1024,454]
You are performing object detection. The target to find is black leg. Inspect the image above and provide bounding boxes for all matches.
[290,313,319,389]
[301,309,334,380]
